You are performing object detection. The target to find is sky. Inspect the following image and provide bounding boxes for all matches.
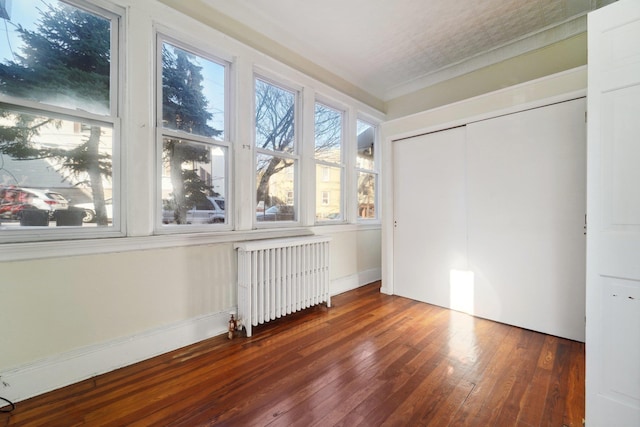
[0,0,42,62]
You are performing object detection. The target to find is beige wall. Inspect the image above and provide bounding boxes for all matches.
[1,244,234,368]
[327,229,382,280]
[0,228,380,371]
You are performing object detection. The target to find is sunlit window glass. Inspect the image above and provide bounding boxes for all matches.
[357,171,376,220]
[0,0,112,115]
[357,121,375,170]
[255,78,295,154]
[162,42,226,139]
[255,77,297,223]
[256,153,295,222]
[314,103,341,163]
[0,1,117,234]
[159,40,228,227]
[0,110,113,228]
[356,119,377,221]
[161,138,227,225]
[314,102,343,223]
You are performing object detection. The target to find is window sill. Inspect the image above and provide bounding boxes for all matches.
[0,223,380,262]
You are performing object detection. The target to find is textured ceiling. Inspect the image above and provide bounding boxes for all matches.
[203,0,615,101]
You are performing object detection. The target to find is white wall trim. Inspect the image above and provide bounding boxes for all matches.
[331,268,381,296]
[0,310,230,403]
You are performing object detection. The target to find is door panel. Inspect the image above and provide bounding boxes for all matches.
[466,99,586,341]
[587,1,640,424]
[393,127,467,308]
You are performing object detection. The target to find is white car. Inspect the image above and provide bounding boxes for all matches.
[162,197,225,224]
[73,198,113,223]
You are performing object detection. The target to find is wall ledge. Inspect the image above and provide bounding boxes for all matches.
[0,223,380,262]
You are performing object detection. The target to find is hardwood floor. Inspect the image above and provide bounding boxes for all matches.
[1,282,585,426]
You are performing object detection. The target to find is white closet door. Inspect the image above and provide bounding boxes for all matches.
[393,126,467,307]
[466,98,586,341]
[587,1,640,424]
[392,99,586,342]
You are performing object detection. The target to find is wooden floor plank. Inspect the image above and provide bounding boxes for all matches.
[564,340,586,427]
[0,282,585,427]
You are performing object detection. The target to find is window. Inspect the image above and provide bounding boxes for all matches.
[0,0,120,240]
[356,120,377,220]
[321,191,330,206]
[158,38,229,227]
[314,102,343,222]
[322,166,330,182]
[255,77,298,223]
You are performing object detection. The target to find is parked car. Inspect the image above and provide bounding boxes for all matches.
[162,197,225,224]
[73,198,113,223]
[0,187,69,220]
[256,205,294,221]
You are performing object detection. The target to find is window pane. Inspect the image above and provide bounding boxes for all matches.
[162,42,225,139]
[0,0,112,115]
[357,120,375,170]
[0,110,113,228]
[316,165,341,222]
[161,138,227,225]
[357,171,376,220]
[315,103,341,163]
[255,78,295,154]
[256,153,295,222]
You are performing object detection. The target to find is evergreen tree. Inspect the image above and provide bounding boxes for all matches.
[0,2,111,225]
[162,44,221,224]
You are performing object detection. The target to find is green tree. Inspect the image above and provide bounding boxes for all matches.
[0,2,112,225]
[162,44,221,224]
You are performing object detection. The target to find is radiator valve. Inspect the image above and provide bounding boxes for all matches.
[228,313,237,340]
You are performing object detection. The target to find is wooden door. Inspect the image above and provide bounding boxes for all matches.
[586,1,640,424]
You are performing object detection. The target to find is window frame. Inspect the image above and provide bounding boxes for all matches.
[314,99,346,224]
[0,0,124,244]
[154,33,233,234]
[253,73,301,228]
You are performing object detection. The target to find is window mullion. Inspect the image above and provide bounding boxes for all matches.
[161,129,230,148]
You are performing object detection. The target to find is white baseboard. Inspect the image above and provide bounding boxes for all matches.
[379,286,393,295]
[0,269,382,404]
[331,268,381,296]
[0,310,230,403]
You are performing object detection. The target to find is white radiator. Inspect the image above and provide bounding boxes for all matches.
[235,235,331,337]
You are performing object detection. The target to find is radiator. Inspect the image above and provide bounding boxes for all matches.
[235,235,331,337]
